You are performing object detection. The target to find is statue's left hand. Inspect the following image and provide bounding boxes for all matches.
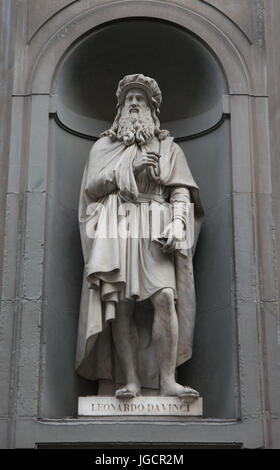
[161,220,185,253]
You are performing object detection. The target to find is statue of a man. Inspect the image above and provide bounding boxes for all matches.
[76,74,203,400]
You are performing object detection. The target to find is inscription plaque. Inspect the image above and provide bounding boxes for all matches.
[78,396,203,417]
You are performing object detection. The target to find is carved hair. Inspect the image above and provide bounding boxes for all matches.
[100,103,169,143]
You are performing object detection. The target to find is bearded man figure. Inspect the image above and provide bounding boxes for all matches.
[75,74,204,400]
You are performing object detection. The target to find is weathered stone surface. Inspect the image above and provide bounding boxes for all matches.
[201,0,254,43]
[0,0,16,301]
[22,193,46,300]
[1,194,20,301]
[28,0,79,41]
[264,0,280,448]
[27,95,49,193]
[0,419,8,449]
[0,302,14,417]
[16,300,41,417]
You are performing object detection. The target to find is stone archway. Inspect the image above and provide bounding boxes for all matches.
[38,16,235,419]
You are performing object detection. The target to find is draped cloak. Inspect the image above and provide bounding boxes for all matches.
[75,135,203,389]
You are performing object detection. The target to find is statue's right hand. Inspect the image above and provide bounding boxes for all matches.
[133,151,160,173]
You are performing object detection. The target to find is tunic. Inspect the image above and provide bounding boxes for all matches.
[75,135,203,387]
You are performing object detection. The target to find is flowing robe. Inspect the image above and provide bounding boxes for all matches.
[75,135,203,389]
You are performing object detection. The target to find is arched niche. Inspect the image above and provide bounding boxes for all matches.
[54,19,226,138]
[41,18,237,419]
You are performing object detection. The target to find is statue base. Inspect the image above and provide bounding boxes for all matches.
[78,396,202,417]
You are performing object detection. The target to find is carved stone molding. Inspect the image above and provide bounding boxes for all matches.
[28,0,79,42]
[201,0,265,47]
[254,0,265,47]
[26,1,252,96]
[49,111,230,143]
[200,0,254,43]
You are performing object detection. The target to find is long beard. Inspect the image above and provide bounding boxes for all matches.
[117,105,156,146]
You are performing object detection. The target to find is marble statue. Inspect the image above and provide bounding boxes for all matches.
[75,74,203,400]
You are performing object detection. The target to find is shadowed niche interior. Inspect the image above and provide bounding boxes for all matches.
[41,18,238,419]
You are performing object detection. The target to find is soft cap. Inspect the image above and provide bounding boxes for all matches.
[116,74,162,114]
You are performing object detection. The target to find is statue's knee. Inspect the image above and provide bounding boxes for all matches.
[152,288,174,309]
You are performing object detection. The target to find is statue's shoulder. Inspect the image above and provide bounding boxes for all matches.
[169,139,186,157]
[160,135,183,155]
[93,135,111,148]
[90,136,113,154]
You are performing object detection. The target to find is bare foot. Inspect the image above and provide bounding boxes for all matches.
[161,381,199,402]
[115,382,141,399]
